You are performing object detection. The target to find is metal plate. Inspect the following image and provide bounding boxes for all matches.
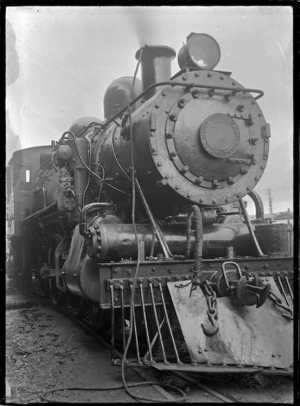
[167,278,293,368]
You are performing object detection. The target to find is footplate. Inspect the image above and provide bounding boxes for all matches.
[167,277,293,369]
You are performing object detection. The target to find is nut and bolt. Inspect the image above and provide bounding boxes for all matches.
[180,165,189,174]
[178,99,185,107]
[195,176,203,185]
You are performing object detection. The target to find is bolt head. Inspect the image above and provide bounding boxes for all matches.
[212,179,219,188]
[195,176,203,185]
[240,167,248,175]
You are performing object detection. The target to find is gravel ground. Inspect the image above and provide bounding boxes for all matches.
[5,281,166,403]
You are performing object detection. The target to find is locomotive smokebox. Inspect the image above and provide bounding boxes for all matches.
[135,45,176,100]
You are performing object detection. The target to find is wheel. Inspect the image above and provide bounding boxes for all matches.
[66,294,89,318]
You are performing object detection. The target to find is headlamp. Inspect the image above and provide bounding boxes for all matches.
[178,33,221,70]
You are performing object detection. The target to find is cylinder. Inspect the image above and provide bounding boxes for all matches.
[135,45,176,100]
[87,222,257,262]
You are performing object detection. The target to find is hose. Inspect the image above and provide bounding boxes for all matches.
[119,46,186,403]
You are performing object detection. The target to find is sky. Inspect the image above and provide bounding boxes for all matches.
[6,6,293,215]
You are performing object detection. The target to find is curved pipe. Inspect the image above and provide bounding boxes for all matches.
[239,199,264,257]
[79,202,114,237]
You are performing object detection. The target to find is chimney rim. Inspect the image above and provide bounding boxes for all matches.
[135,45,176,60]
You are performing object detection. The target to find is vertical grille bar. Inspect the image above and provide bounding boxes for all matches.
[120,284,126,353]
[158,282,182,364]
[148,280,168,364]
[129,283,141,365]
[139,281,154,363]
[110,284,116,360]
[143,318,166,363]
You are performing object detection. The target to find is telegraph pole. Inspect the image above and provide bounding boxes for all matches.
[267,188,274,220]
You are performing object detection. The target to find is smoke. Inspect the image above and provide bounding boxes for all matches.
[122,8,161,47]
[6,19,20,86]
[6,110,21,163]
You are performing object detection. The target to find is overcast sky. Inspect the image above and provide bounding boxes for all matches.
[6,6,293,214]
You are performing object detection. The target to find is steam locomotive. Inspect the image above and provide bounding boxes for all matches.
[6,33,293,374]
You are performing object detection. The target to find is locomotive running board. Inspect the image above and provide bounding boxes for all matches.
[167,278,293,370]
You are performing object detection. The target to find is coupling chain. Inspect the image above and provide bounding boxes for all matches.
[269,289,293,320]
[201,280,219,336]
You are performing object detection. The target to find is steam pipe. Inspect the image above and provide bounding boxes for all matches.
[248,190,264,219]
[239,199,264,257]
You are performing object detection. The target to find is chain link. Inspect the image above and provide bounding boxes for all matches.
[201,280,219,336]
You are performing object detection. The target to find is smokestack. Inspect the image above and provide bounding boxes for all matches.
[135,46,176,100]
